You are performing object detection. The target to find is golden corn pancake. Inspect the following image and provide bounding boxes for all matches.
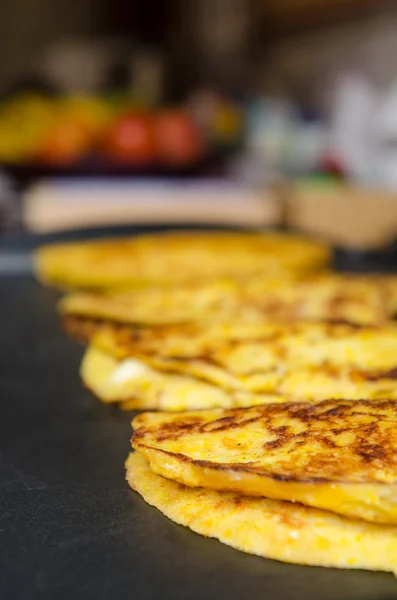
[82,343,397,409]
[60,272,397,332]
[132,400,397,524]
[60,279,259,332]
[81,344,284,410]
[90,320,397,372]
[34,231,330,290]
[79,320,397,408]
[126,452,397,575]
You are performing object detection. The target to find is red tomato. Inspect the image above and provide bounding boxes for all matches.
[104,112,154,165]
[34,119,93,165]
[153,110,204,167]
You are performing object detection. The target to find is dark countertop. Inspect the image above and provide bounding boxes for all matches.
[1,228,397,599]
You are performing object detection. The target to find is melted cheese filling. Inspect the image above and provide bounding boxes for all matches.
[81,345,278,411]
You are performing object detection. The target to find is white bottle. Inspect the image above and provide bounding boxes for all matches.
[375,82,397,190]
[329,71,376,183]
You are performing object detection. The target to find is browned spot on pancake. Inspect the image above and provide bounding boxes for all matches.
[316,365,397,384]
[198,415,261,435]
[154,354,226,369]
[240,367,280,378]
[274,511,304,529]
[365,368,397,381]
[357,443,387,462]
[322,319,370,328]
[330,427,345,435]
[62,314,134,343]
[265,437,289,450]
[149,416,205,442]
[62,314,104,343]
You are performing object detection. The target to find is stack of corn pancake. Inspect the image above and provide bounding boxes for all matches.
[35,230,397,576]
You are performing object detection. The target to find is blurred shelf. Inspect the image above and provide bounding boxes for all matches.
[256,0,397,40]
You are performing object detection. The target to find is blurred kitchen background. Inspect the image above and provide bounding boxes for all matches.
[1,0,397,249]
